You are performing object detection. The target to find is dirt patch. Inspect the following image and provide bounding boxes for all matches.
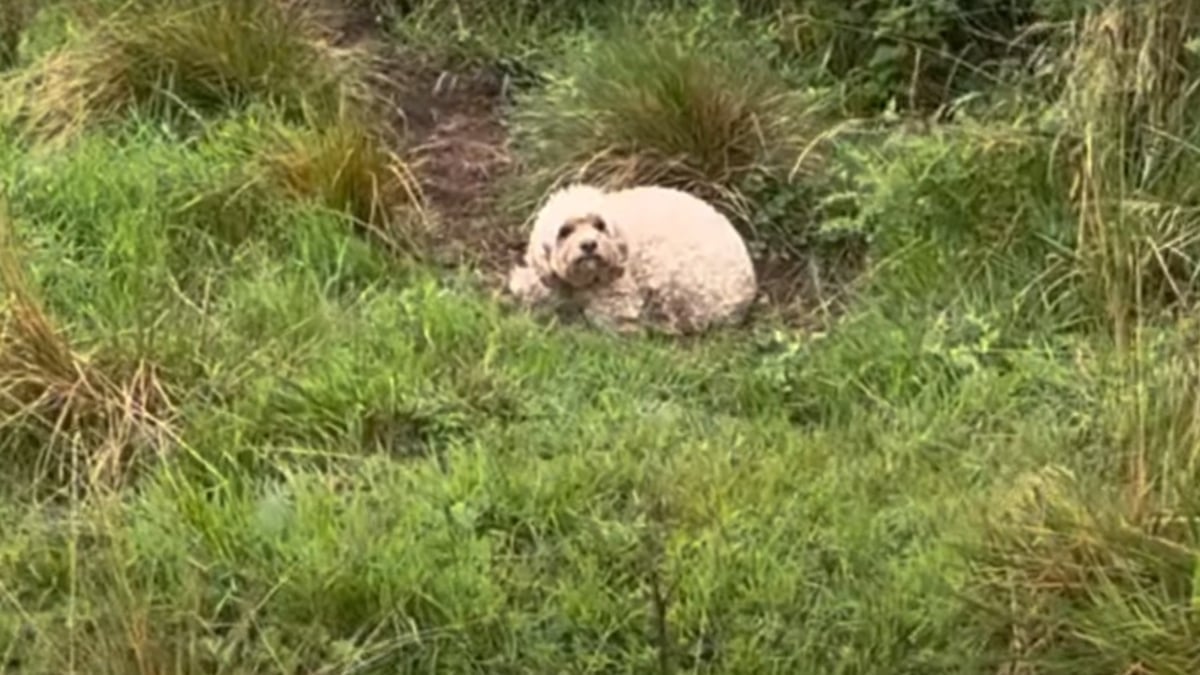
[395,68,523,280]
[291,2,526,281]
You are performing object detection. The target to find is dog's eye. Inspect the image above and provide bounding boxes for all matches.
[557,224,573,240]
[593,217,607,233]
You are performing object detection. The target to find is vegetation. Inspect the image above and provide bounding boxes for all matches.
[1,0,1199,673]
[509,6,828,226]
[4,0,374,143]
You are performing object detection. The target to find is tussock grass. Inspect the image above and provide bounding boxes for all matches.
[0,204,174,494]
[510,6,829,225]
[258,113,430,254]
[170,108,430,257]
[7,0,375,143]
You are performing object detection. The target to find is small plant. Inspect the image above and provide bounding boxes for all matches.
[510,5,828,224]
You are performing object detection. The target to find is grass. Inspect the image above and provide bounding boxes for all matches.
[1,0,1200,673]
[5,0,376,144]
[508,4,829,228]
[388,0,587,76]
[1058,1,1200,347]
[0,0,38,69]
[256,111,430,252]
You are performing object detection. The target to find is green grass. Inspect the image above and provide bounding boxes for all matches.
[0,0,38,69]
[387,0,593,75]
[1,0,1200,673]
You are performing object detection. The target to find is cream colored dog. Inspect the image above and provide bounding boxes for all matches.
[507,183,758,335]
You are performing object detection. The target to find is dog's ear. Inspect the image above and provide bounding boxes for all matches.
[609,221,630,266]
[528,241,552,276]
[604,236,629,282]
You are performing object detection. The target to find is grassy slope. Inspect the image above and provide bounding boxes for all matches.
[1,1,1199,674]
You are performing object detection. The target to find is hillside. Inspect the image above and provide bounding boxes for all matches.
[1,1,1199,673]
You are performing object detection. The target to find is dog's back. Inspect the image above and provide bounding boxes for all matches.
[604,186,758,331]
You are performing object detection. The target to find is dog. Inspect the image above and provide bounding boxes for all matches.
[507,183,758,336]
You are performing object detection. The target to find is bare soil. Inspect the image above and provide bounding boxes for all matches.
[397,69,523,281]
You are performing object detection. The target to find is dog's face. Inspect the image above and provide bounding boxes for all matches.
[542,213,628,290]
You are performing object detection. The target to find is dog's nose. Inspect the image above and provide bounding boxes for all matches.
[580,240,597,254]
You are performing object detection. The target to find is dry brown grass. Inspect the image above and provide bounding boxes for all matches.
[1060,0,1200,346]
[0,204,176,493]
[257,112,431,254]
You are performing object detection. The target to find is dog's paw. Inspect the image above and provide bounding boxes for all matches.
[507,264,559,308]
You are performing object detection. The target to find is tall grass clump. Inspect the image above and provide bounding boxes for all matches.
[175,108,429,258]
[0,204,174,494]
[256,112,429,254]
[510,4,828,224]
[964,323,1200,674]
[9,0,375,143]
[952,6,1200,670]
[1057,0,1200,344]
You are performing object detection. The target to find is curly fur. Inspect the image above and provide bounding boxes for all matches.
[507,183,758,336]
